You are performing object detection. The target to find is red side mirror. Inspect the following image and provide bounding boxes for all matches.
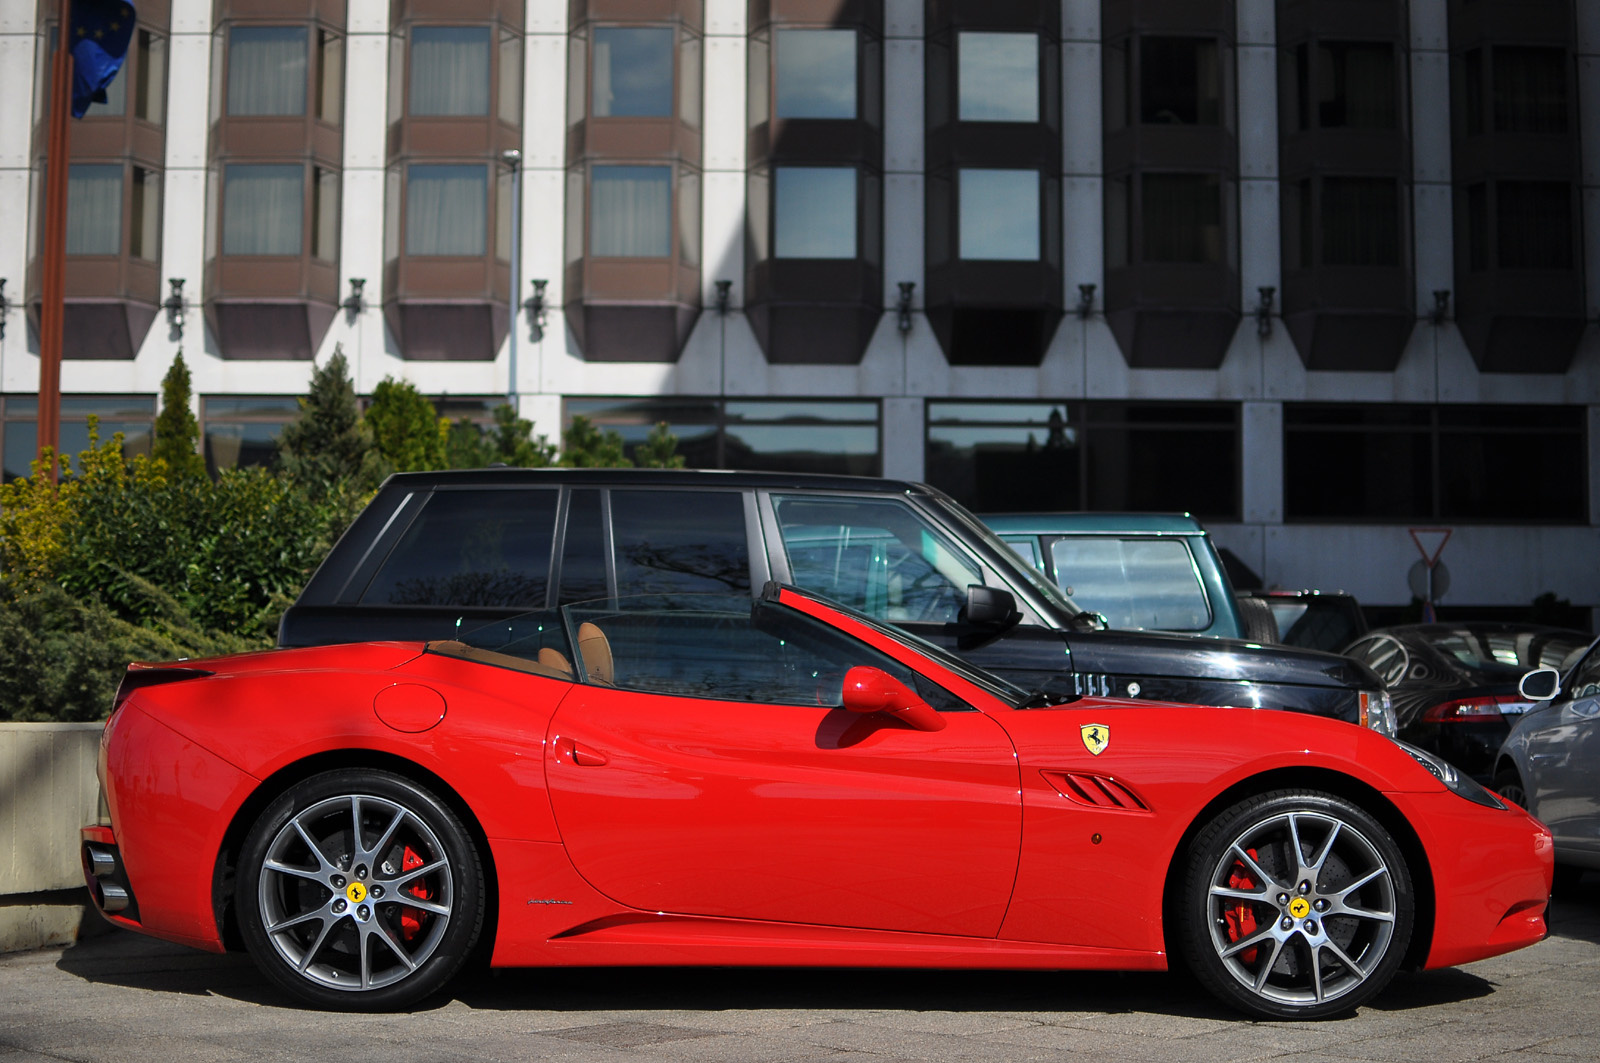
[841,666,947,732]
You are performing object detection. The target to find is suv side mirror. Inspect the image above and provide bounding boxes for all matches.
[841,666,946,732]
[1519,667,1560,701]
[963,584,1019,627]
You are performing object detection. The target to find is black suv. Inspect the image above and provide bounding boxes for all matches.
[280,469,1392,731]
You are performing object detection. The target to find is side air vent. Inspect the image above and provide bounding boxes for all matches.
[1041,771,1151,813]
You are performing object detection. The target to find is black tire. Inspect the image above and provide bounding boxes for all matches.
[237,769,484,1010]
[1179,790,1414,1020]
[1236,596,1280,644]
[1494,768,1529,812]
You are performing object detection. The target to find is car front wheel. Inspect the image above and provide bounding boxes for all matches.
[1179,790,1414,1020]
[237,769,484,1010]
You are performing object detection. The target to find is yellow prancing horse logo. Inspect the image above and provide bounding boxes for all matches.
[346,881,368,904]
[1289,896,1311,919]
[1080,723,1110,756]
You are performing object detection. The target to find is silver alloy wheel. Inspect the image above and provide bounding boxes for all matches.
[256,793,455,992]
[1204,810,1397,1008]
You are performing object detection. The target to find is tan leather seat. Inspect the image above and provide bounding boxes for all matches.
[537,647,573,678]
[576,622,614,685]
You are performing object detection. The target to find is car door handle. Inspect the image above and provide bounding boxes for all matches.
[554,736,609,766]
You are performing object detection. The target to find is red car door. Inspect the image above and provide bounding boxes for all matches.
[545,685,1022,937]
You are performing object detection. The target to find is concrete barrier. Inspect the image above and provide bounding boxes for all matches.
[0,722,106,952]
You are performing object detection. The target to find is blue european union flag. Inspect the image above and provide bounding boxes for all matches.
[70,0,137,118]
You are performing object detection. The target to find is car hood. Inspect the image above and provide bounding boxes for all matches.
[1064,627,1381,689]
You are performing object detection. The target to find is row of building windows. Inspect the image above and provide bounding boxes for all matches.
[3,396,1585,525]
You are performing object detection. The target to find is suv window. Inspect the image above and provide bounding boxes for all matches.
[363,489,558,606]
[1048,537,1209,631]
[611,490,751,594]
[773,495,980,624]
[1345,634,1409,687]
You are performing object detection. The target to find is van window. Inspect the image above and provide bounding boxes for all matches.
[774,496,980,624]
[611,490,752,594]
[363,489,558,606]
[1048,537,1209,631]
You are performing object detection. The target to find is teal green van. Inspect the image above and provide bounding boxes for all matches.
[982,513,1263,641]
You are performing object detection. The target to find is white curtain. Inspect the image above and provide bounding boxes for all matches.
[407,164,486,255]
[66,165,123,254]
[591,166,670,257]
[228,26,307,116]
[223,164,303,255]
[411,27,489,116]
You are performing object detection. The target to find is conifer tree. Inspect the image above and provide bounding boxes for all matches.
[275,347,376,494]
[559,414,632,468]
[151,353,206,478]
[366,377,447,472]
[634,421,685,468]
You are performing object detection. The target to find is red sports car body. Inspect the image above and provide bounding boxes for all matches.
[82,585,1552,1018]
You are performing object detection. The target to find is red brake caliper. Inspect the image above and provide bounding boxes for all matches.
[399,845,432,942]
[1224,848,1260,964]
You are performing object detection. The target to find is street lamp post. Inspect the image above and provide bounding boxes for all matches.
[503,149,522,415]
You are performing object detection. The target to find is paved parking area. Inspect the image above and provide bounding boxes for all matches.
[1,887,1597,1063]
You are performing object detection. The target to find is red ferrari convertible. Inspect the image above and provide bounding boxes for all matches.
[82,584,1552,1018]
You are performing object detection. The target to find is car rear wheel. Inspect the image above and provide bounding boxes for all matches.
[1179,790,1414,1020]
[1494,768,1529,811]
[237,769,484,1010]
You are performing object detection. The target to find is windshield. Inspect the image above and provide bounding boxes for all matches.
[920,493,1086,619]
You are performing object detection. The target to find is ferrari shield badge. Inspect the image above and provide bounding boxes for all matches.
[1080,723,1110,756]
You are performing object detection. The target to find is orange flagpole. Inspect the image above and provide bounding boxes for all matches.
[37,0,73,481]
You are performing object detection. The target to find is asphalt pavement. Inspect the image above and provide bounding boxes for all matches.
[2,885,1598,1063]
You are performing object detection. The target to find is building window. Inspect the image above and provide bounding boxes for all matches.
[312,166,339,261]
[410,26,490,116]
[1291,41,1396,130]
[958,32,1037,122]
[774,167,856,259]
[201,396,299,475]
[1,395,156,481]
[592,26,674,117]
[1493,46,1567,134]
[65,164,122,255]
[959,169,1038,261]
[131,167,161,260]
[405,163,486,256]
[1142,173,1222,263]
[1141,37,1222,125]
[1497,181,1572,269]
[227,26,308,116]
[925,402,1239,518]
[223,163,303,255]
[1321,177,1400,266]
[1283,404,1585,523]
[565,398,881,476]
[590,165,672,257]
[316,28,343,123]
[775,29,856,119]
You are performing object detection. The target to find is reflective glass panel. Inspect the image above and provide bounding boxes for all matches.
[228,26,307,116]
[775,29,856,119]
[611,490,751,594]
[1140,36,1220,125]
[591,165,672,257]
[959,169,1038,261]
[364,488,559,606]
[1142,173,1221,263]
[66,164,122,255]
[1048,538,1209,631]
[593,27,673,117]
[224,164,303,255]
[410,27,490,116]
[406,164,485,255]
[958,33,1038,122]
[774,167,855,259]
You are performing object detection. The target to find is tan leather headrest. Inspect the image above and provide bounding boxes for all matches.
[577,622,614,685]
[537,647,572,678]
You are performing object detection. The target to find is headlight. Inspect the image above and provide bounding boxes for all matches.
[1395,740,1506,810]
[1359,689,1397,738]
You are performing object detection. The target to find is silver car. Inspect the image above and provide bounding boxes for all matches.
[1494,634,1600,891]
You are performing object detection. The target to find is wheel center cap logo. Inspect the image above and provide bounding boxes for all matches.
[346,882,367,904]
[1288,896,1310,919]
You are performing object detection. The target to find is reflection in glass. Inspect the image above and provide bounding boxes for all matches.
[136,31,166,124]
[774,167,855,259]
[224,164,303,255]
[591,165,672,257]
[131,167,161,260]
[959,169,1038,261]
[66,165,122,255]
[958,33,1038,122]
[410,27,490,116]
[1315,42,1394,129]
[365,489,559,607]
[593,27,673,117]
[1050,538,1209,631]
[228,26,307,116]
[612,491,751,594]
[406,164,485,255]
[775,29,856,119]
[3,423,38,482]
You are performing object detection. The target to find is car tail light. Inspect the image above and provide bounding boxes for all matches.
[1420,693,1518,724]
[111,665,214,715]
